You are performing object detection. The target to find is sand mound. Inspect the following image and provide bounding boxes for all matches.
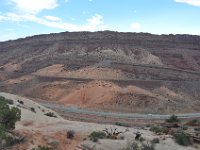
[34,64,129,80]
[59,80,120,106]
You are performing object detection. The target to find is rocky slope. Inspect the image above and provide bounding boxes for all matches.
[0,31,200,113]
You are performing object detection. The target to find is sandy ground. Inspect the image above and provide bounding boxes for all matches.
[33,64,131,80]
[0,92,198,150]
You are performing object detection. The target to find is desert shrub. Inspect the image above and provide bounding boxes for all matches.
[0,96,5,102]
[32,146,53,150]
[17,100,24,105]
[187,119,200,126]
[194,128,200,131]
[4,135,16,146]
[78,144,97,150]
[45,112,57,118]
[190,119,200,124]
[0,98,21,130]
[149,126,164,134]
[181,126,188,130]
[0,97,21,148]
[166,115,180,123]
[115,122,130,127]
[141,142,155,150]
[122,141,139,150]
[139,137,145,142]
[5,99,14,105]
[89,131,107,142]
[0,124,6,139]
[67,130,75,139]
[173,132,193,146]
[151,138,160,144]
[30,107,36,113]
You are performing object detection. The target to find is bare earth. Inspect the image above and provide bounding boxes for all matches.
[0,92,198,150]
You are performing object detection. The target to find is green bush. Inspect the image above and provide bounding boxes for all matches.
[187,119,200,126]
[173,132,193,146]
[166,115,180,123]
[0,97,21,130]
[67,130,75,139]
[30,107,36,113]
[6,99,14,105]
[17,100,24,105]
[122,142,139,150]
[45,112,57,118]
[89,131,107,142]
[32,146,53,150]
[0,124,6,139]
[181,126,188,130]
[149,126,164,134]
[151,138,160,144]
[0,96,21,148]
[141,143,155,150]
[190,119,200,124]
[115,122,130,127]
[139,137,145,142]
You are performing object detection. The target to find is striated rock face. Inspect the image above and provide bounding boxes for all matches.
[0,31,200,72]
[0,31,200,113]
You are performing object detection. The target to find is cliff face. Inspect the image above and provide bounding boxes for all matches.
[0,31,200,73]
[0,31,200,113]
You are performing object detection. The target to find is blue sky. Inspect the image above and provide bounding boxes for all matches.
[0,0,200,41]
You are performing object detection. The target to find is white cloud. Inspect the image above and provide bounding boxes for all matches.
[44,16,61,22]
[10,0,58,14]
[35,14,106,31]
[131,22,141,30]
[175,0,200,6]
[0,13,106,31]
[0,15,6,21]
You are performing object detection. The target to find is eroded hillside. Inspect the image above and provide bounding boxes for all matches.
[0,31,200,113]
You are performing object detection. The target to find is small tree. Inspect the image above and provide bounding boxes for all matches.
[0,98,21,130]
[166,115,180,123]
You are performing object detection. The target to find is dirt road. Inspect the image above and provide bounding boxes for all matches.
[40,102,200,121]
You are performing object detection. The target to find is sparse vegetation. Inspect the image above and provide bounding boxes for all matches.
[181,126,188,130]
[0,96,13,105]
[103,127,129,139]
[78,144,96,150]
[139,137,145,142]
[45,112,57,118]
[32,145,53,150]
[187,119,200,126]
[122,142,155,150]
[173,131,193,146]
[67,130,75,139]
[89,131,107,142]
[6,99,14,105]
[17,100,24,105]
[122,141,139,150]
[141,142,155,150]
[0,96,21,148]
[30,107,36,113]
[166,115,180,123]
[0,97,21,130]
[151,138,160,144]
[149,126,164,134]
[115,122,130,127]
